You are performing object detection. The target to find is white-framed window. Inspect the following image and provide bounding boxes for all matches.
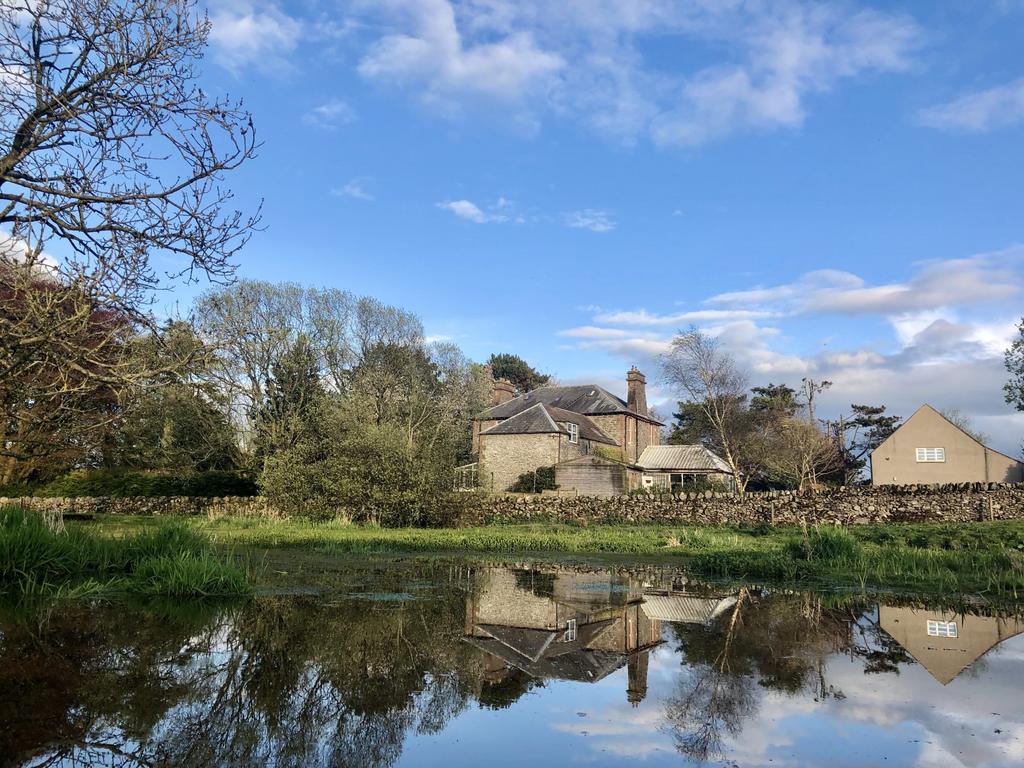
[564,618,578,642]
[566,423,579,444]
[916,447,946,463]
[927,620,957,638]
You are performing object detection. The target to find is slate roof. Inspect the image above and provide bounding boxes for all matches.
[478,385,664,425]
[637,445,733,474]
[465,636,630,683]
[465,618,631,683]
[480,403,617,445]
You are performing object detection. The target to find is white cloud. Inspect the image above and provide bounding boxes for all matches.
[564,209,615,233]
[558,246,1024,454]
[920,77,1024,132]
[708,250,1023,316]
[302,100,356,130]
[331,179,374,201]
[653,7,920,146]
[356,0,563,114]
[0,229,59,272]
[436,199,507,223]
[593,308,776,326]
[208,0,302,73]
[348,1,922,146]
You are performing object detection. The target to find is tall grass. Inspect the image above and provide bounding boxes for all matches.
[84,514,1024,595]
[0,507,249,598]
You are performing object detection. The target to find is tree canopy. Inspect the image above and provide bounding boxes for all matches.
[1005,319,1024,413]
[486,353,550,393]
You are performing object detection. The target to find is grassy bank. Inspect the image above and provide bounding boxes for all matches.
[88,515,1024,596]
[0,508,250,599]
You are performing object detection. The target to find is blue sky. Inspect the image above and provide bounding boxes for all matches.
[192,0,1024,452]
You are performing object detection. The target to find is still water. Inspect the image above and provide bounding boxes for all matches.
[3,556,1024,768]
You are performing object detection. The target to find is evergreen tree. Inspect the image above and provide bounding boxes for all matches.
[486,353,550,393]
[251,336,324,464]
[838,404,902,483]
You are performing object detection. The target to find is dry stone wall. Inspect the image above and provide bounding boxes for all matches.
[2,483,1023,526]
[473,483,1024,526]
[0,496,278,518]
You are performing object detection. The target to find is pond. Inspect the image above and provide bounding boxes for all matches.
[3,556,1024,767]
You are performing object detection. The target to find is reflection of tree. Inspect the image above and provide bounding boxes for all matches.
[664,591,874,762]
[664,590,757,761]
[478,668,544,710]
[0,600,218,767]
[847,606,915,676]
[2,578,484,768]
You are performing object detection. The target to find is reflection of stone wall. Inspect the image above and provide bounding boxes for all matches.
[471,483,1024,526]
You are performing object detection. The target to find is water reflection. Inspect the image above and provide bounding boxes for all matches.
[3,561,1024,767]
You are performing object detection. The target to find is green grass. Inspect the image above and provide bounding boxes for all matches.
[82,515,1024,597]
[0,507,250,599]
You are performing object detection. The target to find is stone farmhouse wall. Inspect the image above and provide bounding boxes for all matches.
[478,432,563,493]
[3,482,1023,526]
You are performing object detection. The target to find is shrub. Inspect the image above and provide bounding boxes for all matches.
[508,466,558,493]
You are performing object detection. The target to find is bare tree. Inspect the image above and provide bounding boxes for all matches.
[661,328,752,493]
[195,281,424,450]
[1,0,259,305]
[939,407,990,445]
[0,0,258,477]
[762,416,843,491]
[800,378,832,424]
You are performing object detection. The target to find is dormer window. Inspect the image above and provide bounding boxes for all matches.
[566,423,579,444]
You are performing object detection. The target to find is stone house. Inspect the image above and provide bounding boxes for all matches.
[463,566,663,700]
[472,368,663,492]
[870,404,1024,485]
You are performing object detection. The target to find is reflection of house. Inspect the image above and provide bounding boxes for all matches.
[639,594,739,623]
[472,368,664,492]
[636,445,736,492]
[464,568,662,703]
[871,404,1024,485]
[878,606,1024,685]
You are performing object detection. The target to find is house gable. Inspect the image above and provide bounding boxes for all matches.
[871,404,1024,485]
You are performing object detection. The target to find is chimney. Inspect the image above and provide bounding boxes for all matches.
[626,367,648,416]
[491,378,515,407]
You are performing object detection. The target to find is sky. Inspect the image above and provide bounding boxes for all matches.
[187,0,1024,454]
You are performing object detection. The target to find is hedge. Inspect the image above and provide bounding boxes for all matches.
[0,469,258,498]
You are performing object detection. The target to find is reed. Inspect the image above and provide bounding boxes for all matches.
[0,507,249,598]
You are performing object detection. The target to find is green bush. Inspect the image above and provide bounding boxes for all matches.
[508,466,558,493]
[2,469,258,498]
